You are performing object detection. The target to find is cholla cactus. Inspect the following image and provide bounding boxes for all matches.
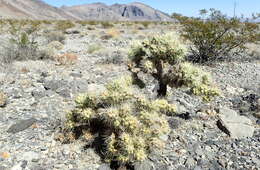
[129,33,220,101]
[64,76,174,165]
[129,32,187,96]
[168,62,220,101]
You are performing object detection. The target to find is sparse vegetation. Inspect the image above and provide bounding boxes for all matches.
[87,44,102,54]
[45,31,66,44]
[55,20,75,32]
[0,23,50,63]
[173,9,260,63]
[101,21,114,29]
[61,76,173,166]
[107,28,121,39]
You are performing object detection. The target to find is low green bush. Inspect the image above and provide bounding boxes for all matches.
[172,9,259,63]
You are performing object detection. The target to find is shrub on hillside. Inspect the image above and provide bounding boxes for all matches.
[172,9,259,63]
[128,33,220,101]
[0,25,50,63]
[45,31,66,44]
[60,76,173,166]
[55,20,75,32]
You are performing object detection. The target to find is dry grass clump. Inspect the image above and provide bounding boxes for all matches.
[61,76,174,166]
[101,21,114,29]
[54,53,78,65]
[0,91,7,107]
[87,44,102,54]
[106,28,121,39]
[44,31,66,44]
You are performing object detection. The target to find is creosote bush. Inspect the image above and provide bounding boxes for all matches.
[45,31,66,44]
[128,33,220,101]
[62,76,174,166]
[172,9,260,63]
[0,23,50,63]
[55,20,75,32]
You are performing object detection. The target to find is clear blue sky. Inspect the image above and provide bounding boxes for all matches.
[43,0,259,17]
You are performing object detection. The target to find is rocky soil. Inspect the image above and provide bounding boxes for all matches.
[0,23,259,170]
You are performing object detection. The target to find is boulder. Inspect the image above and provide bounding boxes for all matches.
[217,107,255,139]
[7,118,37,134]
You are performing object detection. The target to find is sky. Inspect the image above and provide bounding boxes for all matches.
[43,0,260,17]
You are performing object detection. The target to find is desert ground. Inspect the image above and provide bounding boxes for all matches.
[0,20,259,170]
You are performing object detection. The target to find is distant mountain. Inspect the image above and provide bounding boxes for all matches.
[62,2,173,21]
[0,0,172,21]
[0,0,79,20]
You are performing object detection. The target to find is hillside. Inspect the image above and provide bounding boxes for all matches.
[0,0,172,21]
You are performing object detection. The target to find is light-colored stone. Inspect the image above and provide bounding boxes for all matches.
[254,112,260,119]
[22,151,40,162]
[257,98,260,111]
[86,84,106,95]
[218,107,255,139]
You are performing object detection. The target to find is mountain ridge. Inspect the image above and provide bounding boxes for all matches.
[0,0,173,21]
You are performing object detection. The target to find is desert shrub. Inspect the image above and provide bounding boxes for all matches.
[101,21,114,29]
[61,76,173,166]
[40,41,64,59]
[45,31,66,44]
[55,20,75,32]
[129,33,220,101]
[107,28,121,38]
[87,44,102,54]
[0,25,50,63]
[0,91,7,107]
[139,21,152,28]
[173,9,259,63]
[101,50,127,65]
[77,20,98,26]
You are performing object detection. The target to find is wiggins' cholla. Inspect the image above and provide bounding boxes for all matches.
[64,75,174,165]
[128,32,220,101]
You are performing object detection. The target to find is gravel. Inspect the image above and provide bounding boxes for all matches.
[0,25,259,170]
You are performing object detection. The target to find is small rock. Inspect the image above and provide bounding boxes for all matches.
[168,118,182,129]
[7,118,37,134]
[43,80,67,91]
[65,29,80,34]
[87,84,106,95]
[185,157,196,168]
[217,107,255,138]
[134,160,155,170]
[22,151,40,162]
[254,112,260,119]
[31,89,46,98]
[56,88,71,98]
[70,72,82,78]
[257,98,260,111]
[98,164,111,170]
